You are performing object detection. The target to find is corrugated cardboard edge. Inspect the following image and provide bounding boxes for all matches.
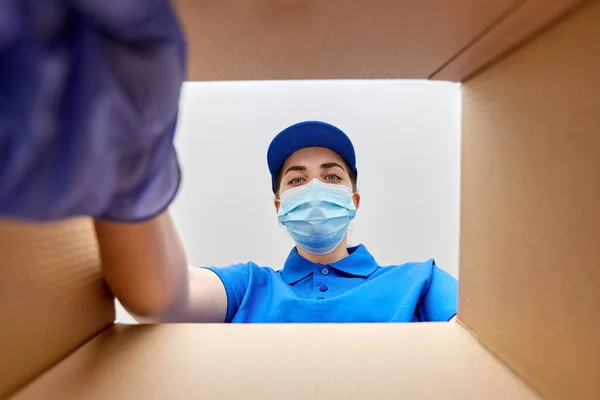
[11,322,540,400]
[457,318,549,399]
[431,0,589,81]
[0,219,115,398]
[459,2,600,399]
[174,0,522,80]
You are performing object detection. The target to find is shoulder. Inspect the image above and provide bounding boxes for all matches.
[376,258,437,278]
[375,259,456,290]
[205,261,283,284]
[199,262,281,307]
[203,261,279,276]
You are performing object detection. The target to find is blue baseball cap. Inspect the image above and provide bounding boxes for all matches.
[267,121,358,192]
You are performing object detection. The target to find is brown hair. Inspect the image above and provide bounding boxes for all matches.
[274,159,358,198]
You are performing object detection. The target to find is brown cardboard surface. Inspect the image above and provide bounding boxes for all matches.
[432,0,587,81]
[460,1,600,399]
[12,323,539,400]
[173,0,521,81]
[0,219,115,399]
[2,2,599,399]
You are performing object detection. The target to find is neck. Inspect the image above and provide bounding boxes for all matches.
[297,239,350,265]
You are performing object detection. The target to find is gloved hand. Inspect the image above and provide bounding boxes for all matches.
[0,0,186,222]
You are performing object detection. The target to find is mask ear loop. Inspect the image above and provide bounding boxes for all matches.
[274,196,284,229]
[347,185,360,247]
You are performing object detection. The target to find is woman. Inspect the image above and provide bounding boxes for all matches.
[96,121,458,323]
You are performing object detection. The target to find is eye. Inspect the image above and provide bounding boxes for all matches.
[325,174,341,182]
[288,176,305,185]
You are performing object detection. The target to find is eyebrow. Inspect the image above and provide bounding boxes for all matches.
[320,162,345,171]
[284,162,346,176]
[283,165,307,175]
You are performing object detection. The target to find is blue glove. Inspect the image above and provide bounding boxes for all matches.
[0,0,186,221]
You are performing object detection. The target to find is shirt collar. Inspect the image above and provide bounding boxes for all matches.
[281,244,379,284]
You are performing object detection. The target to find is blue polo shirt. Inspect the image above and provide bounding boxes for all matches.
[206,244,457,323]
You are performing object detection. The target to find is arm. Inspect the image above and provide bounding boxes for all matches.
[94,211,227,323]
[418,262,458,322]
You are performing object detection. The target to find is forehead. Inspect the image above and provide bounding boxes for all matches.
[281,147,345,170]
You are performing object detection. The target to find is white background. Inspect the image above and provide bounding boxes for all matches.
[116,80,461,323]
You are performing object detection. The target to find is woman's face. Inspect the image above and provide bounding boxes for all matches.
[275,146,360,210]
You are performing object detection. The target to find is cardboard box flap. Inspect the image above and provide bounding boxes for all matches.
[0,219,114,399]
[459,1,600,398]
[12,323,539,400]
[431,0,587,81]
[174,0,520,81]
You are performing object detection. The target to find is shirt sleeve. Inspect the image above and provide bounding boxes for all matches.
[417,262,458,322]
[204,264,251,322]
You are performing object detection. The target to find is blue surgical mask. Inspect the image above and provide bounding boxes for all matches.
[277,179,357,255]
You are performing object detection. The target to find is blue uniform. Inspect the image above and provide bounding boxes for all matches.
[206,245,457,323]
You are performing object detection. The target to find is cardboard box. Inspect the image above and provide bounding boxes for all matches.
[1,0,598,398]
